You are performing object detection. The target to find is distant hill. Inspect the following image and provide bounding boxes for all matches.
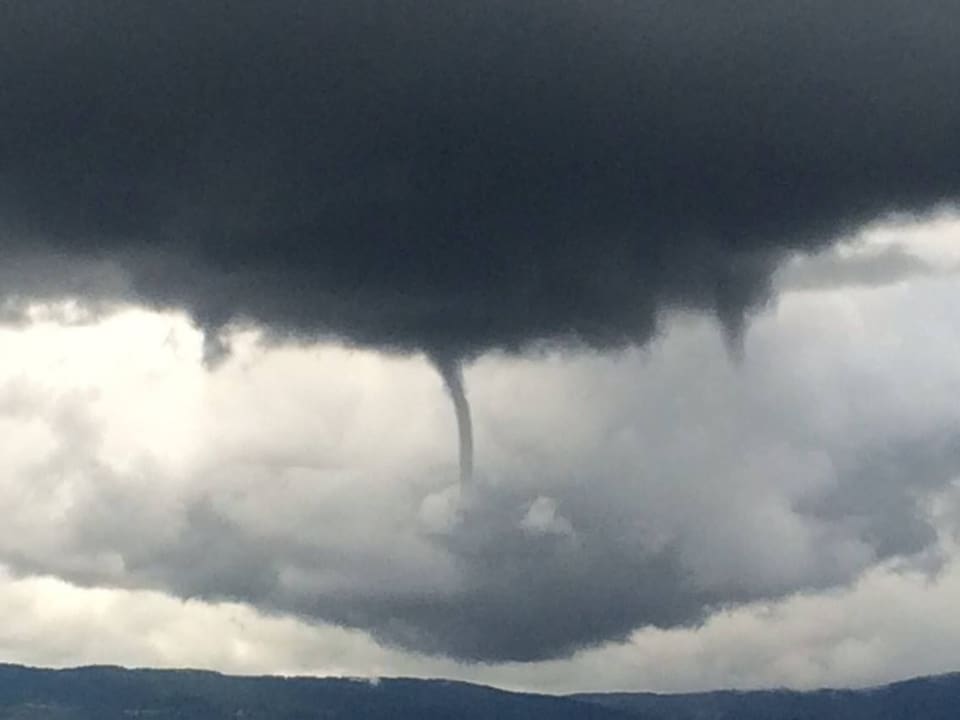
[0,665,623,720]
[573,673,960,720]
[0,663,958,719]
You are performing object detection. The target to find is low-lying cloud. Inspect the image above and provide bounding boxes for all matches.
[2,268,959,660]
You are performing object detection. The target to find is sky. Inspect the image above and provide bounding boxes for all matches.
[2,0,960,694]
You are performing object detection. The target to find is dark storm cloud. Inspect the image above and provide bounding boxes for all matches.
[2,0,959,354]
[294,494,712,662]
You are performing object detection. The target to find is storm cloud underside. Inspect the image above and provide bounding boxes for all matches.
[2,0,959,353]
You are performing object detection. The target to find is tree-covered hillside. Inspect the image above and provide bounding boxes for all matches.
[1,663,958,719]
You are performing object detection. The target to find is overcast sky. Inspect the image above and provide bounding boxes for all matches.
[2,0,960,695]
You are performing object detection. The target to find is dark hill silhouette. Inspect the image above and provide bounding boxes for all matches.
[0,665,624,720]
[1,663,958,719]
[574,673,960,719]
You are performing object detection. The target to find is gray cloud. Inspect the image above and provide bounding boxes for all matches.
[2,276,959,661]
[2,1,960,355]
[777,245,937,292]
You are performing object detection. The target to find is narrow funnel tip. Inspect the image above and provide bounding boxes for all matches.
[429,352,474,486]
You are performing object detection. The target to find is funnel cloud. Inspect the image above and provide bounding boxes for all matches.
[430,353,474,486]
